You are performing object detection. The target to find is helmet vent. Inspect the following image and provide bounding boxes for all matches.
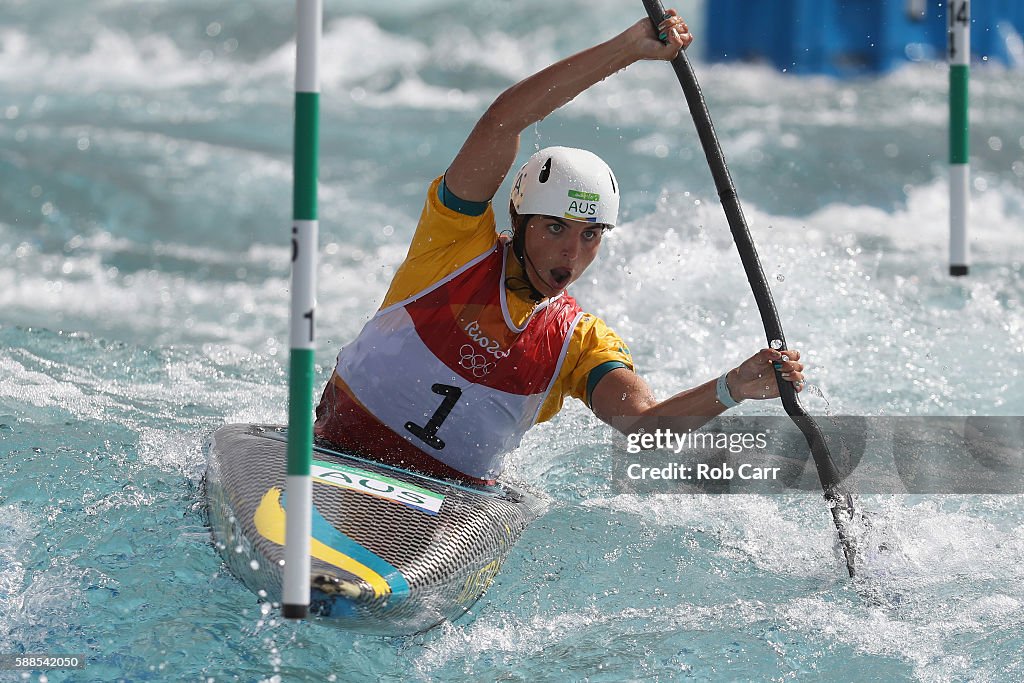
[538,158,552,183]
[609,172,617,194]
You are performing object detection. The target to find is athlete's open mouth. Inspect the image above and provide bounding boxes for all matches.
[550,267,572,287]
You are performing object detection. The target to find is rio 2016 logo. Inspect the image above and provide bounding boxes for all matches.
[463,320,511,360]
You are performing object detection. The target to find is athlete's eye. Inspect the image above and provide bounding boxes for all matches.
[582,229,599,241]
[546,223,564,234]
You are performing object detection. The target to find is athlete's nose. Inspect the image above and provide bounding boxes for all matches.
[562,232,582,261]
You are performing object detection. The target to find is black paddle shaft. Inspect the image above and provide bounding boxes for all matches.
[641,0,858,576]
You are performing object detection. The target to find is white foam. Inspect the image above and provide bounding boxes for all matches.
[0,505,34,647]
[0,27,222,91]
[250,16,429,90]
[0,504,75,654]
[583,493,842,577]
[416,594,789,677]
[360,75,482,111]
[0,356,91,412]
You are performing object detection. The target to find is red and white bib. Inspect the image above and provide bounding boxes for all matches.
[332,242,583,479]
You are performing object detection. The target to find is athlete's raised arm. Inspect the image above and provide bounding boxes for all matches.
[443,11,691,204]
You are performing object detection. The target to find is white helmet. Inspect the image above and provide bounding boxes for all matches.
[510,147,620,227]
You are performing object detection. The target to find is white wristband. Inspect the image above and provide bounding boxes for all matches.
[716,371,744,408]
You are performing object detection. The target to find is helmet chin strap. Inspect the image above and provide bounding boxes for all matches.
[509,219,546,303]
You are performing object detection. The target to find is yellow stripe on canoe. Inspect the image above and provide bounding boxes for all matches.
[252,487,391,599]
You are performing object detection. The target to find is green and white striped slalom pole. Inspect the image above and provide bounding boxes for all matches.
[282,0,321,620]
[949,0,970,277]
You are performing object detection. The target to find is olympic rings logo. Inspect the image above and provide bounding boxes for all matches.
[459,344,493,377]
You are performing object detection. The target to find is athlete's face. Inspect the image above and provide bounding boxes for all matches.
[521,215,605,297]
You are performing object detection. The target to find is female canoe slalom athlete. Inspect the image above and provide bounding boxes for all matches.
[314,9,805,484]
